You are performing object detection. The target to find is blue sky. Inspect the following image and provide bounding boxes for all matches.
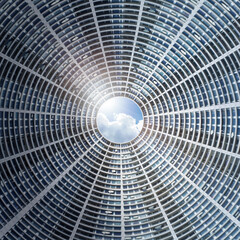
[97,97,143,143]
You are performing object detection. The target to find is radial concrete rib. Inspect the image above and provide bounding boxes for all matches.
[0,128,98,164]
[25,0,102,94]
[153,101,240,117]
[0,52,86,103]
[124,0,145,95]
[134,147,178,240]
[155,128,240,160]
[120,146,126,239]
[0,142,99,239]
[89,0,114,91]
[136,0,206,98]
[153,43,240,101]
[69,146,109,240]
[0,108,73,117]
[147,143,240,228]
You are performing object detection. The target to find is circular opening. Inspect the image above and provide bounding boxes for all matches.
[97,97,143,143]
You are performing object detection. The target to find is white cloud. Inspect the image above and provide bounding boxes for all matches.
[137,120,143,132]
[97,113,142,143]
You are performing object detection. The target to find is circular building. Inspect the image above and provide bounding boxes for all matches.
[0,0,240,240]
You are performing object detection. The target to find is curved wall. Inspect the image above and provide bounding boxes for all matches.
[0,0,240,239]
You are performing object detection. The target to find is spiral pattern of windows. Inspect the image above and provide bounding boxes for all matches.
[0,0,240,239]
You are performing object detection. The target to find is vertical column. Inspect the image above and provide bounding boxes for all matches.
[120,144,126,239]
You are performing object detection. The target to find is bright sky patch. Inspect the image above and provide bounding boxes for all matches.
[97,97,143,143]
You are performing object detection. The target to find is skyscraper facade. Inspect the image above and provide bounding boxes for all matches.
[0,0,240,239]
